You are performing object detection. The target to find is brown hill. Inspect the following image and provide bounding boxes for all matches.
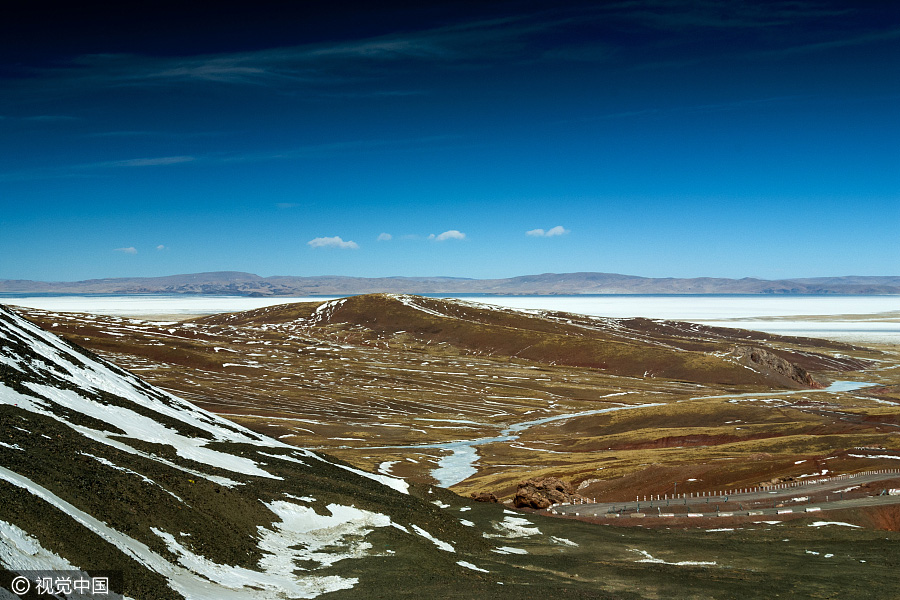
[196,294,861,388]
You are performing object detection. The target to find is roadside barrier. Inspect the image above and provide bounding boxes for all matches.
[632,469,900,504]
[545,469,899,514]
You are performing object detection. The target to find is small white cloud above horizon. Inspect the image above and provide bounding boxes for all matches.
[156,244,166,251]
[307,236,359,249]
[526,225,569,237]
[377,232,392,241]
[114,247,138,254]
[429,230,466,241]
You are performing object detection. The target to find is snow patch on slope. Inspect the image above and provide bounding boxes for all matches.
[0,465,391,599]
[631,549,717,566]
[257,501,393,570]
[0,519,81,572]
[411,525,455,552]
[309,453,409,495]
[484,516,541,539]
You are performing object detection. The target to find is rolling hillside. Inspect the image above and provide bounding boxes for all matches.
[197,293,857,388]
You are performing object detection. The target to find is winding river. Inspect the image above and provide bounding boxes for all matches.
[386,380,875,488]
[424,403,664,487]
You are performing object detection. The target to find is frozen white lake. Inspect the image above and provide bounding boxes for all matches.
[460,295,900,321]
[463,295,900,345]
[0,294,335,316]
[2,294,898,344]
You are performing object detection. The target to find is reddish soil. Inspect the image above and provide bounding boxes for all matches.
[856,504,900,531]
[607,432,780,451]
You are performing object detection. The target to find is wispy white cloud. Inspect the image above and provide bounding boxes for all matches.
[527,225,569,237]
[430,230,466,241]
[542,42,615,62]
[110,156,195,167]
[560,95,813,125]
[602,0,850,30]
[114,247,137,254]
[0,155,197,182]
[84,129,224,139]
[751,26,900,58]
[155,245,166,251]
[86,130,165,137]
[0,114,79,123]
[221,134,463,163]
[307,236,359,249]
[133,14,548,87]
[150,62,272,84]
[7,2,885,105]
[0,134,463,183]
[11,11,562,95]
[545,225,569,237]
[377,233,392,241]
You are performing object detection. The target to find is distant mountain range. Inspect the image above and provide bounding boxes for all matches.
[2,271,900,296]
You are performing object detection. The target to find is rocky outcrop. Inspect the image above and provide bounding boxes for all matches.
[514,477,583,509]
[732,345,823,388]
[471,491,499,503]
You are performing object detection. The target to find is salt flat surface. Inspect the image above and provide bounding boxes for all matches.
[461,295,900,320]
[463,296,900,344]
[692,319,900,344]
[2,295,340,316]
[4,293,896,320]
[4,293,898,343]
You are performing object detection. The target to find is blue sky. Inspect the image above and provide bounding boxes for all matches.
[1,0,898,281]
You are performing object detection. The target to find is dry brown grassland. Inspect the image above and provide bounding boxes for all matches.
[14,295,900,506]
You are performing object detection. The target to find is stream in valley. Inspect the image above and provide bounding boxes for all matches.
[384,380,875,488]
[416,403,664,488]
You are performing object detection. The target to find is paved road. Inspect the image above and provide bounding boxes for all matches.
[551,471,900,519]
